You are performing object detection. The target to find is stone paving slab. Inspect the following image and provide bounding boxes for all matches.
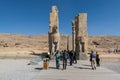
[0,59,41,80]
[0,59,120,80]
[33,60,120,80]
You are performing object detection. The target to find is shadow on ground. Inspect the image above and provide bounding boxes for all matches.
[82,64,91,67]
[74,66,92,70]
[49,67,57,69]
[34,67,43,70]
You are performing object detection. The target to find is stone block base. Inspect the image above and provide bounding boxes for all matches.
[78,53,88,60]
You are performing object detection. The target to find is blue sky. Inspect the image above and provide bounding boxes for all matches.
[0,0,120,36]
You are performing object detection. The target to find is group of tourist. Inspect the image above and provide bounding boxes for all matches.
[54,50,77,70]
[53,50,100,70]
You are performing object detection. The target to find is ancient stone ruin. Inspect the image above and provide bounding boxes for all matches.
[48,6,88,60]
[48,6,60,56]
[72,13,88,59]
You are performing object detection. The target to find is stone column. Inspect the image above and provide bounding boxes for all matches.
[48,6,60,58]
[72,13,88,60]
[67,35,69,51]
[72,21,75,51]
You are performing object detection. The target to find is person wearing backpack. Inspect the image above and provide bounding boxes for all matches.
[55,50,61,69]
[90,50,96,70]
[62,50,68,70]
[69,50,74,66]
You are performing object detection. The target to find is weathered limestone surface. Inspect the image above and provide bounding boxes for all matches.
[72,13,88,59]
[48,6,60,56]
[67,35,69,51]
[72,21,76,51]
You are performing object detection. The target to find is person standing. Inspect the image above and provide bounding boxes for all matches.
[69,50,74,66]
[96,51,100,67]
[90,50,96,70]
[73,51,77,64]
[55,50,61,69]
[62,50,68,70]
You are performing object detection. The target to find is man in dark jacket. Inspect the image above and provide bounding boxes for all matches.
[62,50,68,70]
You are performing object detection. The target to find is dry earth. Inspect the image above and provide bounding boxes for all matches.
[0,33,119,59]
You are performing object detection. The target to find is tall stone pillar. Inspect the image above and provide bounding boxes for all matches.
[72,13,88,60]
[72,21,75,51]
[48,6,60,58]
[67,35,69,51]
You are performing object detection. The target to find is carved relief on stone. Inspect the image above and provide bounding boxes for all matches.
[72,13,88,54]
[48,6,60,55]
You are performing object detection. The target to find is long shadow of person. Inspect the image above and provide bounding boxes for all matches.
[34,67,43,70]
[74,66,91,70]
[49,67,57,69]
[82,64,91,67]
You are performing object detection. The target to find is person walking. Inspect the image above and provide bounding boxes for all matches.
[62,50,68,70]
[90,50,96,70]
[69,50,74,66]
[73,51,77,64]
[55,50,61,69]
[96,51,100,67]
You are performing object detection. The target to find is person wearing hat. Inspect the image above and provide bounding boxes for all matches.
[96,51,100,67]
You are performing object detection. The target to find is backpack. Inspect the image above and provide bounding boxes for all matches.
[63,52,68,59]
[55,53,60,59]
[91,53,96,58]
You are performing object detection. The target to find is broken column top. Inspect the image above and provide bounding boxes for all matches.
[78,13,87,16]
[52,6,58,13]
[75,13,87,21]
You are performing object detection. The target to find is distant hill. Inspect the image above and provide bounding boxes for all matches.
[89,36,120,54]
[0,34,119,54]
